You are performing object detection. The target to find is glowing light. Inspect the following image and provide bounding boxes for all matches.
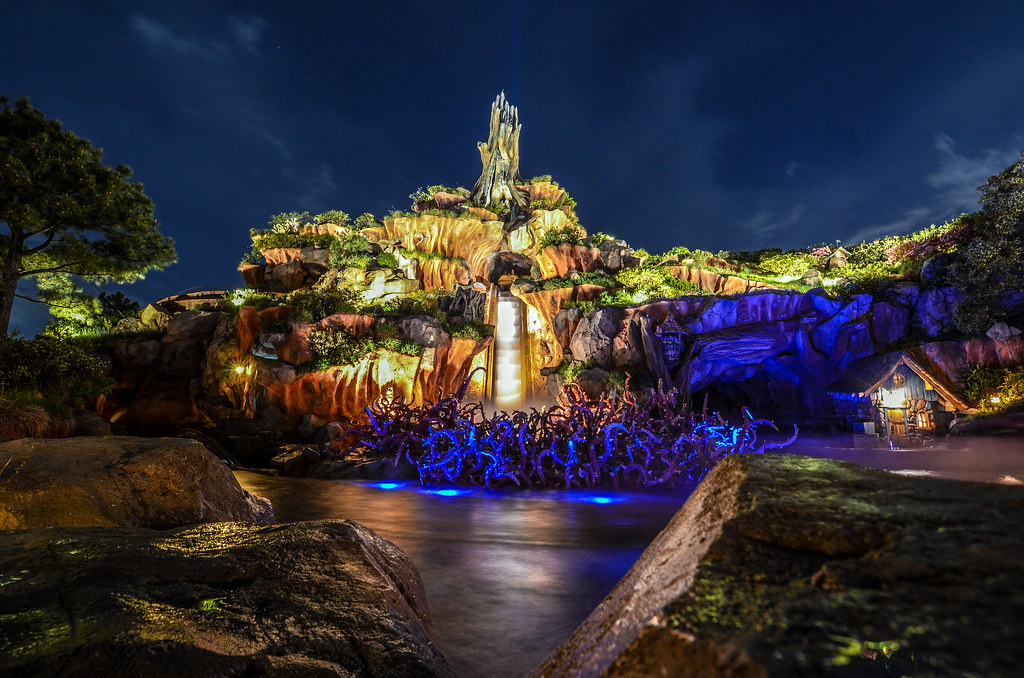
[421,488,472,497]
[234,365,245,374]
[368,482,404,490]
[229,289,248,306]
[991,396,1001,404]
[493,292,524,408]
[577,495,623,505]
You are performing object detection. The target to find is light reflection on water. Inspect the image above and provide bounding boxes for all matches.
[785,434,1024,484]
[233,471,689,678]
[235,434,1024,677]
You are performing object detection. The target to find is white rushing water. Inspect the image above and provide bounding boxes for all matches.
[493,291,524,409]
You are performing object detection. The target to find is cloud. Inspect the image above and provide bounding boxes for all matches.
[844,207,932,245]
[741,205,806,241]
[130,15,229,60]
[927,134,1020,211]
[784,161,802,178]
[229,16,267,54]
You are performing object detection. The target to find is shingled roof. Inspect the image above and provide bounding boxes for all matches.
[825,349,970,410]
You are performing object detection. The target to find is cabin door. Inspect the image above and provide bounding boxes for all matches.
[884,408,908,440]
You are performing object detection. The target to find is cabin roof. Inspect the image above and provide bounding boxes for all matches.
[825,349,970,410]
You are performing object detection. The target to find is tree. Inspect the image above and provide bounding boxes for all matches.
[950,151,1024,334]
[470,92,529,215]
[0,96,176,335]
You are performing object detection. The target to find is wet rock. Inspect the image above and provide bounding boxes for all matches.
[986,321,1022,341]
[569,307,622,369]
[534,454,1024,678]
[400,316,450,348]
[0,520,454,678]
[0,436,274,530]
[163,310,224,343]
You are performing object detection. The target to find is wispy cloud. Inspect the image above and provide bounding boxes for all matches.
[131,15,229,60]
[844,207,932,245]
[927,134,1019,210]
[741,205,806,241]
[229,16,267,54]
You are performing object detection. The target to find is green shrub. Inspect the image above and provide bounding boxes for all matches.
[963,364,1024,412]
[308,327,374,369]
[377,252,399,269]
[267,211,312,233]
[0,336,113,411]
[382,290,443,317]
[315,210,350,226]
[538,224,584,249]
[446,320,494,340]
[288,289,362,322]
[587,232,614,246]
[557,359,596,383]
[354,212,378,229]
[530,175,552,183]
[563,299,596,316]
[538,272,618,290]
[757,252,817,277]
[329,232,374,269]
[227,289,278,310]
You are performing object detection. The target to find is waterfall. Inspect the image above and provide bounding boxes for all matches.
[493,291,524,409]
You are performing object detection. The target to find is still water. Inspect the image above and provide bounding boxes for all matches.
[234,472,689,678]
[234,435,1024,677]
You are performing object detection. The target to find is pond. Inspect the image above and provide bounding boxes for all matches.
[234,472,690,678]
[235,434,1024,677]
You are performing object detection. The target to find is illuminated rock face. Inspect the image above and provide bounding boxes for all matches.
[535,454,1024,678]
[0,520,455,677]
[261,337,489,424]
[365,215,505,280]
[0,436,273,529]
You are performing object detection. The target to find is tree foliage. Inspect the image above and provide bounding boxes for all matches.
[0,96,176,334]
[950,151,1024,334]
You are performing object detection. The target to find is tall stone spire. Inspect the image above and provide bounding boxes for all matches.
[470,92,528,211]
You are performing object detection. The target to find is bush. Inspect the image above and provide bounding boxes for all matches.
[329,232,374,269]
[587,232,614,246]
[963,364,1024,413]
[537,225,584,249]
[885,213,981,264]
[228,289,277,310]
[287,288,362,322]
[354,212,377,229]
[538,272,618,290]
[757,252,816,277]
[315,210,350,225]
[0,336,113,411]
[267,211,312,233]
[377,251,399,269]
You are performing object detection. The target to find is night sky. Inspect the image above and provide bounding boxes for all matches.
[3,1,1024,334]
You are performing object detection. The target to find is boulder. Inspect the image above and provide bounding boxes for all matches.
[569,307,622,369]
[573,367,610,401]
[0,436,274,530]
[112,339,162,369]
[139,303,171,330]
[598,238,638,272]
[534,454,1024,678]
[269,259,308,292]
[0,520,454,678]
[163,310,224,343]
[400,316,451,348]
[987,321,1022,341]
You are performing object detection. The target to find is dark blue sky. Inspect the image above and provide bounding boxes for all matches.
[3,1,1024,334]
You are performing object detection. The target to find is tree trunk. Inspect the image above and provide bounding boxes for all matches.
[471,92,529,211]
[0,236,24,337]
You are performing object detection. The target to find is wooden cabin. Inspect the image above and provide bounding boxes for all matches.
[825,246,850,269]
[825,350,969,442]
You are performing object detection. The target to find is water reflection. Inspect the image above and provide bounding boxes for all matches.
[786,434,1024,484]
[234,472,688,678]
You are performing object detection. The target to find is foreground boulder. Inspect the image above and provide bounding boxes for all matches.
[0,520,454,677]
[0,436,274,529]
[533,454,1024,677]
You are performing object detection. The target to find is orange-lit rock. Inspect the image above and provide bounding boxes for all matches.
[535,244,605,279]
[517,285,607,371]
[364,215,505,280]
[263,337,489,424]
[432,191,467,210]
[665,265,778,295]
[239,264,266,289]
[520,180,566,206]
[262,247,302,266]
[417,258,471,291]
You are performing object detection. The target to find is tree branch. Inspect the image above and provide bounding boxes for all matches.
[22,230,56,255]
[20,261,87,276]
